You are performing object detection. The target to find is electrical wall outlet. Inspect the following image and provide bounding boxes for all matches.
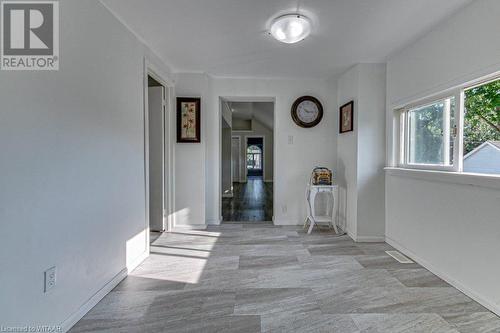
[288,135,294,144]
[281,205,287,213]
[44,266,56,292]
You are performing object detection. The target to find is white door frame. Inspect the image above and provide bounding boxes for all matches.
[218,96,276,224]
[143,58,175,251]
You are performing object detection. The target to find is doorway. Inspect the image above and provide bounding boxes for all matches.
[147,75,168,232]
[246,137,263,177]
[220,99,274,222]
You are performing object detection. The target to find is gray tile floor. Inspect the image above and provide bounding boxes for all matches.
[71,225,500,333]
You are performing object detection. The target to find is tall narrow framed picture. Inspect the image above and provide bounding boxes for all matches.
[177,97,201,143]
[339,101,354,134]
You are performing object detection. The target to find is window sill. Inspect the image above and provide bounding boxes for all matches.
[384,167,500,190]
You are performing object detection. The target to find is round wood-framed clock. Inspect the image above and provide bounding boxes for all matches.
[291,96,324,128]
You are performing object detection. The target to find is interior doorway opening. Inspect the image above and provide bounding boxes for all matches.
[220,99,275,222]
[147,75,167,233]
[246,138,263,177]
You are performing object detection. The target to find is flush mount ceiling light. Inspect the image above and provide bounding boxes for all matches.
[269,14,312,44]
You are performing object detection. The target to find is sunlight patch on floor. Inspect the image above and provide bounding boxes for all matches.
[129,229,220,284]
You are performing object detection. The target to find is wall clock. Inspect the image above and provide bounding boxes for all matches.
[291,96,323,128]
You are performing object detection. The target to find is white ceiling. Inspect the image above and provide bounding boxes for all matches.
[102,0,473,79]
[230,102,274,129]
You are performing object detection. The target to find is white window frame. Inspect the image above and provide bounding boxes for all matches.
[397,89,463,172]
[396,72,500,174]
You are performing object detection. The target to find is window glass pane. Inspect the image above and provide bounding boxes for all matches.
[407,97,455,165]
[254,154,261,169]
[463,78,500,174]
[247,145,261,154]
[247,154,254,169]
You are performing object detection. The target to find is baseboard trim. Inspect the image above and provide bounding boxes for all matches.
[61,268,128,332]
[264,179,273,183]
[347,230,357,242]
[386,236,500,317]
[173,224,207,230]
[272,219,297,226]
[206,219,221,225]
[354,236,385,243]
[222,193,233,198]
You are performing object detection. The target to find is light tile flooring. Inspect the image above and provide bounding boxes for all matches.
[71,225,500,333]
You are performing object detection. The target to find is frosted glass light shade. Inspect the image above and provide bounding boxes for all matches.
[270,14,311,44]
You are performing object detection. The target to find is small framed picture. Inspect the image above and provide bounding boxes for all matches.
[339,101,354,134]
[177,97,201,143]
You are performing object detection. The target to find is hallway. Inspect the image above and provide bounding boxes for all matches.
[3,1,500,330]
[71,225,499,333]
[222,177,273,222]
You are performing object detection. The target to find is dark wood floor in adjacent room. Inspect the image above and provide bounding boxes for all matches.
[222,176,273,222]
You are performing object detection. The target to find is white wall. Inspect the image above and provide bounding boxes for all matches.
[386,0,500,315]
[232,118,252,130]
[205,77,337,225]
[386,0,500,165]
[336,67,359,237]
[0,0,174,329]
[173,73,209,228]
[336,64,386,241]
[221,123,232,196]
[356,64,386,240]
[232,118,274,182]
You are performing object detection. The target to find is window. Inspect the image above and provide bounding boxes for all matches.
[246,145,262,170]
[398,76,499,174]
[463,79,500,174]
[406,97,456,166]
